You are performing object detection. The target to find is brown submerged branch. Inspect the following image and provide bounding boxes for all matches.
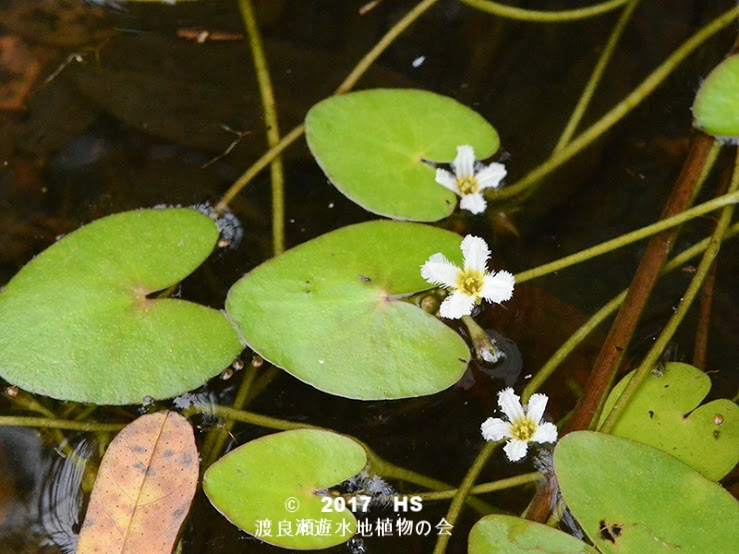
[525,131,718,524]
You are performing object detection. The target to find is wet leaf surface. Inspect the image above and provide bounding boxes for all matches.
[692,54,739,139]
[306,89,500,221]
[598,362,739,480]
[203,429,366,550]
[0,208,243,404]
[77,411,198,554]
[226,220,470,400]
[468,514,597,553]
[555,431,739,553]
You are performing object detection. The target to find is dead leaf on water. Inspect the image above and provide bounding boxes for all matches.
[76,411,198,554]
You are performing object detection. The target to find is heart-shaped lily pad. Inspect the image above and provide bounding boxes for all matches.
[305,89,500,221]
[555,431,739,553]
[598,362,739,480]
[0,208,243,405]
[203,429,366,550]
[226,220,470,400]
[692,54,739,139]
[468,514,598,553]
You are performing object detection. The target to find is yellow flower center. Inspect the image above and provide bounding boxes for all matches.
[457,176,479,194]
[510,417,538,442]
[456,269,484,297]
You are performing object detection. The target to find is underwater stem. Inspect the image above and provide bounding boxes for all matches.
[215,0,439,213]
[600,148,739,433]
[516,178,731,284]
[492,5,739,202]
[554,0,640,151]
[432,441,497,554]
[460,0,629,22]
[238,0,285,256]
[522,218,739,404]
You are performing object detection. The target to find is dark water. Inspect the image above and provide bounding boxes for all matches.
[0,0,737,552]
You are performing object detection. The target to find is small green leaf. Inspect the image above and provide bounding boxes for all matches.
[305,89,500,221]
[0,208,243,405]
[692,54,739,139]
[598,362,739,480]
[203,429,366,550]
[555,431,739,554]
[469,514,598,553]
[226,220,470,400]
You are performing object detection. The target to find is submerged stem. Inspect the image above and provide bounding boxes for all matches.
[554,0,640,151]
[516,182,734,284]
[460,0,629,22]
[239,0,285,256]
[215,0,440,214]
[491,5,739,202]
[600,148,739,433]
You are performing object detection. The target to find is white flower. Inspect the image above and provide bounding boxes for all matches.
[481,388,558,462]
[420,235,514,319]
[435,145,507,214]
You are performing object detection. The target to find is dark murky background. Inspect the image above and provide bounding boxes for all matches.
[1,0,737,552]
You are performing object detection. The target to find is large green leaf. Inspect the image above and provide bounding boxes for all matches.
[203,429,366,550]
[555,431,739,553]
[468,514,598,553]
[226,221,470,400]
[0,208,242,404]
[692,54,739,139]
[305,89,500,221]
[598,362,739,480]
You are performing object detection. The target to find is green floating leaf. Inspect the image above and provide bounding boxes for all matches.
[203,429,366,550]
[0,208,242,405]
[555,431,739,554]
[468,514,598,553]
[598,362,739,480]
[226,220,470,400]
[692,54,739,139]
[305,89,500,221]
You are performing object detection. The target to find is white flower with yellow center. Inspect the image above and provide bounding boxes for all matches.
[420,235,514,319]
[436,145,507,214]
[481,388,558,462]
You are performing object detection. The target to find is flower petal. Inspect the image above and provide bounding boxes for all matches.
[531,422,558,445]
[439,290,476,319]
[435,168,460,194]
[452,145,476,178]
[503,439,528,462]
[526,393,550,424]
[421,253,459,288]
[480,417,512,442]
[475,163,507,190]
[459,192,488,214]
[497,388,525,421]
[480,270,515,303]
[460,235,490,273]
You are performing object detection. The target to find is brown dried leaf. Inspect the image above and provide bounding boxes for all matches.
[77,411,198,554]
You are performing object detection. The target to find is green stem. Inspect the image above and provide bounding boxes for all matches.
[200,365,258,469]
[460,0,629,22]
[432,441,497,554]
[215,0,439,212]
[491,5,739,202]
[335,0,440,94]
[418,472,541,501]
[522,219,739,403]
[238,0,285,256]
[600,149,739,433]
[515,188,739,284]
[0,416,124,432]
[462,314,504,362]
[554,0,640,150]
